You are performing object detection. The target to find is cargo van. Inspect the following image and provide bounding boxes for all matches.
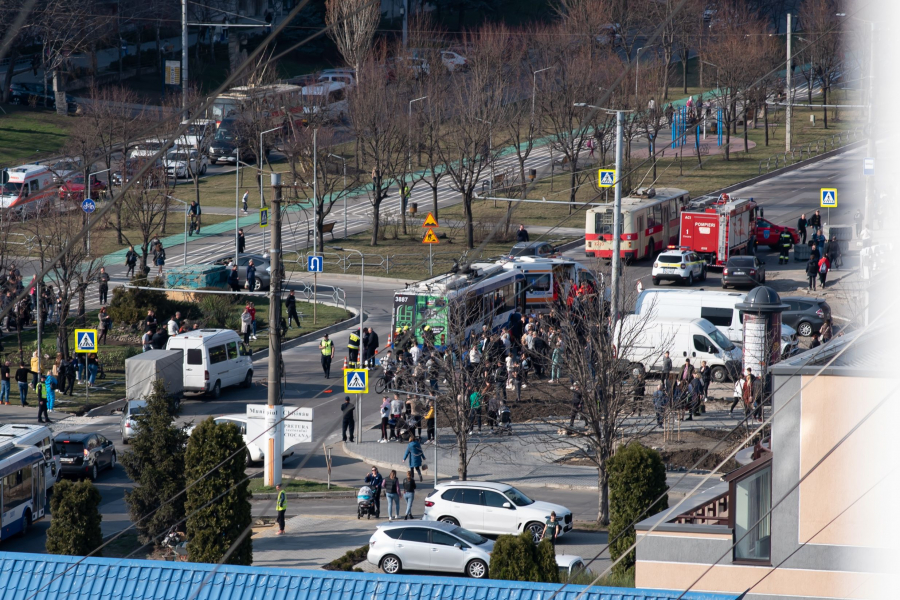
[634,289,798,356]
[166,329,253,398]
[614,316,742,383]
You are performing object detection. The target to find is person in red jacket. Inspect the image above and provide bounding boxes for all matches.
[817,255,831,288]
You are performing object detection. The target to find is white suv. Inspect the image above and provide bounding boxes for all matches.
[651,247,707,286]
[422,481,573,540]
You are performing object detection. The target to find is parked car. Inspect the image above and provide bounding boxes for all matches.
[756,217,800,249]
[780,296,831,337]
[163,149,208,179]
[651,247,707,286]
[508,241,558,258]
[208,120,241,164]
[185,414,293,464]
[212,253,271,290]
[58,174,108,201]
[422,480,573,541]
[128,140,167,159]
[8,82,77,112]
[178,119,215,151]
[54,431,116,480]
[556,554,592,582]
[722,255,766,288]
[47,158,82,184]
[441,50,468,72]
[120,399,147,444]
[111,157,167,188]
[367,520,493,578]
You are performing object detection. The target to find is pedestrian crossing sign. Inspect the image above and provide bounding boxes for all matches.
[344,368,368,393]
[422,212,439,228]
[598,169,616,188]
[260,207,269,228]
[75,329,97,353]
[422,228,440,244]
[820,188,837,208]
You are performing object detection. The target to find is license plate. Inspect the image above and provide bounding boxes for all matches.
[663,268,676,274]
[61,458,74,463]
[732,270,745,275]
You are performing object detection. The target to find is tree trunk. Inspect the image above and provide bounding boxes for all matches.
[155,23,161,74]
[724,107,731,160]
[370,198,381,246]
[463,191,474,249]
[457,436,467,480]
[1,46,18,103]
[822,85,828,129]
[431,184,439,219]
[743,105,749,153]
[57,304,70,357]
[764,103,769,147]
[400,181,408,236]
[568,169,577,215]
[598,464,610,525]
[662,49,672,101]
[77,289,86,326]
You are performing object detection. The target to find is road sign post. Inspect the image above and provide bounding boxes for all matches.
[422,213,440,277]
[820,188,837,225]
[307,255,323,273]
[344,368,368,394]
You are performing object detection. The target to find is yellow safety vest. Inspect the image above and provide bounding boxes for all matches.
[348,333,360,351]
[276,490,286,512]
[320,339,334,356]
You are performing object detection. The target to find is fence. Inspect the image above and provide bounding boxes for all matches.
[757,126,867,175]
[283,247,505,279]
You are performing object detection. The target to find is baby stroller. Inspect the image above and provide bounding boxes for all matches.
[497,405,512,435]
[357,485,377,519]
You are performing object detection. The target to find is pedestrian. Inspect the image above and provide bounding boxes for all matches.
[0,360,9,405]
[364,466,383,517]
[64,356,76,396]
[699,360,711,401]
[809,209,822,232]
[97,307,110,345]
[341,396,355,442]
[15,361,28,406]
[87,353,99,386]
[797,213,808,245]
[167,314,179,336]
[125,245,138,278]
[240,307,252,345]
[154,243,166,277]
[365,327,380,367]
[826,235,842,270]
[854,209,862,237]
[685,372,703,421]
[424,399,435,443]
[237,228,246,253]
[810,332,821,349]
[36,375,50,423]
[151,326,168,350]
[142,329,153,352]
[98,267,110,304]
[661,350,673,392]
[805,257,818,291]
[285,290,300,328]
[144,309,158,334]
[542,511,562,546]
[228,265,240,292]
[45,370,57,412]
[30,351,40,388]
[189,200,201,234]
[246,259,257,292]
[384,470,401,520]
[516,224,530,243]
[275,484,286,535]
[652,383,667,427]
[509,360,523,402]
[778,229,793,264]
[248,302,257,339]
[817,254,831,288]
[390,394,404,441]
[402,469,417,520]
[467,385,484,434]
[348,329,361,368]
[241,191,249,213]
[742,368,760,422]
[586,137,595,158]
[319,334,334,378]
[379,397,390,442]
[820,318,833,343]
[550,339,562,383]
[568,382,583,432]
[403,434,425,482]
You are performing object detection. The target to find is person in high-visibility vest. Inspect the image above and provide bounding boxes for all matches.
[778,230,793,265]
[348,329,361,367]
[319,334,334,379]
[275,483,286,535]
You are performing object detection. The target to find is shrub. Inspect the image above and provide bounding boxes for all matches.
[108,284,169,326]
[196,293,235,328]
[608,442,668,576]
[323,544,368,571]
[46,479,103,556]
[490,531,558,583]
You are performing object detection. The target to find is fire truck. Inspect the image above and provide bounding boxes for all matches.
[679,194,758,268]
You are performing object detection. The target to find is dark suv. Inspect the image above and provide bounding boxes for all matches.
[780,296,831,337]
[54,432,116,480]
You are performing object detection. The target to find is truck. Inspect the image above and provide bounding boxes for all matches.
[679,194,758,268]
[125,349,184,408]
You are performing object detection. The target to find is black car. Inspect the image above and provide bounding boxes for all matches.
[54,432,116,480]
[781,296,831,337]
[508,242,558,258]
[8,82,78,112]
[212,253,271,290]
[722,255,766,289]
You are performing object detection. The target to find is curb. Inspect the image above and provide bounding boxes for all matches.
[252,490,356,500]
[86,398,126,417]
[250,302,364,363]
[340,442,600,491]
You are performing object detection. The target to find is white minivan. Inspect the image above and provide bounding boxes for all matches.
[166,329,253,398]
[634,289,799,356]
[615,316,743,383]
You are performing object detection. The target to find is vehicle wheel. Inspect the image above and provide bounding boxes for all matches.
[211,381,221,399]
[254,279,263,291]
[439,516,459,526]
[722,282,728,289]
[122,436,129,445]
[652,278,660,286]
[90,464,99,481]
[797,321,814,337]
[467,559,488,579]
[381,555,402,574]
[686,273,694,286]
[374,377,387,394]
[110,452,116,470]
[200,164,207,175]
[241,371,253,388]
[701,267,708,281]
[20,510,31,537]
[711,366,728,384]
[526,521,545,542]
[246,450,257,466]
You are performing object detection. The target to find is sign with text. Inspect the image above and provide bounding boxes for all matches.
[165,61,181,86]
[246,405,314,447]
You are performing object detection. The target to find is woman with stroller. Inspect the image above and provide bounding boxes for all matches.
[364,466,384,518]
[402,469,417,520]
[403,434,424,482]
[383,470,401,521]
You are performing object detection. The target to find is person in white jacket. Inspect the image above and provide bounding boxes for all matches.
[730,377,746,415]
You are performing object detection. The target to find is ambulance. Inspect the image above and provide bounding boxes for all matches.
[0,164,57,216]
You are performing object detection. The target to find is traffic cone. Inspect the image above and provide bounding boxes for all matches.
[343,356,348,370]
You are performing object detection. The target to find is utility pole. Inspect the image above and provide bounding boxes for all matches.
[182,0,188,120]
[610,110,625,330]
[785,13,792,152]
[864,21,875,228]
[402,0,408,49]
[264,173,284,487]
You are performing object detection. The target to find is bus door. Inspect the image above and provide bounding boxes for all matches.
[32,464,44,518]
[515,280,526,314]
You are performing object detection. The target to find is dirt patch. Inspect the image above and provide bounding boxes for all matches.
[659,447,740,473]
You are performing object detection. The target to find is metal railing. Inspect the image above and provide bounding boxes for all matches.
[758,126,866,174]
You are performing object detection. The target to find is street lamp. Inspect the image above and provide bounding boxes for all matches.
[328,153,348,238]
[408,96,427,171]
[635,47,644,107]
[532,66,554,127]
[329,244,364,443]
[166,195,189,265]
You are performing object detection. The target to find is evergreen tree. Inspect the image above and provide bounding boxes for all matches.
[46,479,103,556]
[608,441,668,576]
[535,538,560,583]
[489,531,558,582]
[121,379,188,546]
[185,417,253,565]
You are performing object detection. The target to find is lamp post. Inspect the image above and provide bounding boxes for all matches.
[235,146,240,261]
[329,245,364,443]
[635,47,644,107]
[166,195,189,265]
[532,66,554,127]
[260,126,281,254]
[85,168,110,255]
[328,153,348,238]
[408,96,427,171]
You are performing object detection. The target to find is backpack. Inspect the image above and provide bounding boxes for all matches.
[819,261,827,273]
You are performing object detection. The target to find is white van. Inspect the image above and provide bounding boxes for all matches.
[166,329,253,398]
[634,289,799,356]
[0,424,60,490]
[615,316,742,383]
[300,82,348,122]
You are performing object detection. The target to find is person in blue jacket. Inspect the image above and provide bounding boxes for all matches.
[45,371,57,412]
[403,435,424,482]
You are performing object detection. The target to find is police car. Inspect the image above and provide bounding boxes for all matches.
[651,247,707,286]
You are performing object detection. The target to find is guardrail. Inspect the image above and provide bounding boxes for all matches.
[283,247,519,278]
[758,126,866,175]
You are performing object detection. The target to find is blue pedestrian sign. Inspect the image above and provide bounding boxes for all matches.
[820,188,838,208]
[259,208,268,228]
[75,329,98,353]
[307,255,324,273]
[598,169,616,188]
[81,199,96,213]
[344,368,368,393]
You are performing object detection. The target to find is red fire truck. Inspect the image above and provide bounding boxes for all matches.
[679,194,758,268]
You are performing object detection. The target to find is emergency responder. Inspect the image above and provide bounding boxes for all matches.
[319,334,334,378]
[422,324,435,348]
[275,484,286,535]
[348,329,361,367]
[778,229,793,264]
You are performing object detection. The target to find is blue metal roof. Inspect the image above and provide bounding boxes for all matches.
[0,552,736,600]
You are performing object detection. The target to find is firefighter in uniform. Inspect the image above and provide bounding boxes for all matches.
[348,329,361,367]
[778,229,793,264]
[275,484,287,535]
[319,334,334,379]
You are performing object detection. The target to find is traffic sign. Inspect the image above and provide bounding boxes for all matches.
[81,199,96,213]
[307,255,323,273]
[344,368,368,393]
[422,212,439,228]
[246,405,314,447]
[864,157,874,176]
[259,208,268,228]
[75,329,97,353]
[422,228,440,244]
[598,169,616,188]
[820,188,838,208]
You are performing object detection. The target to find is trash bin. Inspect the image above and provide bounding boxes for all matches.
[409,202,417,215]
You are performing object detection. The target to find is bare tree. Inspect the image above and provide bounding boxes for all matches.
[799,0,843,129]
[111,168,176,274]
[325,0,380,74]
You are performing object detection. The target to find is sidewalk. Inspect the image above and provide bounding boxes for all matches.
[252,513,374,569]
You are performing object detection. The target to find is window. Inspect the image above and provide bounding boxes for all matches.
[398,528,430,543]
[97,435,108,446]
[30,180,40,193]
[209,345,227,364]
[441,489,458,502]
[636,216,644,232]
[708,328,735,351]
[383,528,403,539]
[432,531,463,547]
[3,468,31,512]
[39,437,53,460]
[483,490,510,508]
[700,307,734,328]
[458,489,484,505]
[187,349,203,365]
[734,465,771,562]
[649,204,662,228]
[226,342,238,360]
[525,274,551,293]
[57,441,84,455]
[693,335,716,354]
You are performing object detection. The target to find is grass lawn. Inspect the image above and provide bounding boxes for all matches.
[248,477,352,494]
[231,297,350,354]
[0,105,77,165]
